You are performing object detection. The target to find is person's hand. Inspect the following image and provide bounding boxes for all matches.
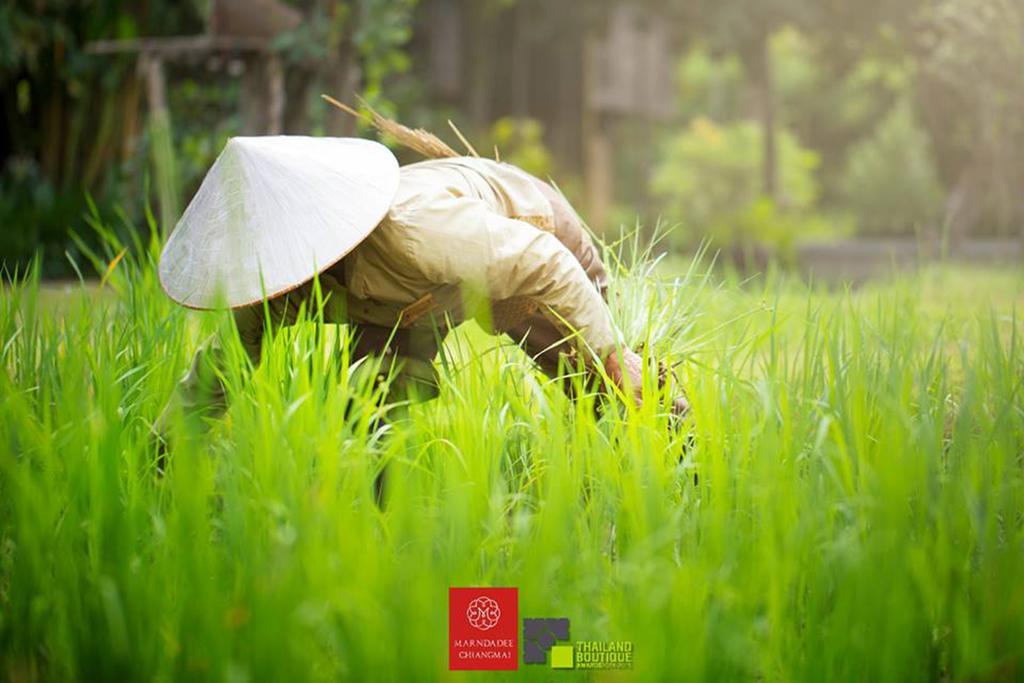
[605,350,692,418]
[671,393,690,418]
[603,347,645,407]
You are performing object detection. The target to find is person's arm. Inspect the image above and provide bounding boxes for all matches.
[393,195,646,403]
[529,178,608,296]
[398,195,615,352]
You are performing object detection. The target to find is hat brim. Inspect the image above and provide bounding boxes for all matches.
[159,136,399,310]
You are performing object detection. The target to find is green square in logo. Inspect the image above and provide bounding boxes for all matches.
[550,645,574,669]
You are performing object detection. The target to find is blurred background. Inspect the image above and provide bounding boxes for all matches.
[1,0,1021,280]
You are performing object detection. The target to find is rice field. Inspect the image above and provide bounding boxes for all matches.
[1,227,1022,681]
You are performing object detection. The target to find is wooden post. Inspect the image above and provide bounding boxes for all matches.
[240,57,268,135]
[584,115,613,233]
[140,53,180,237]
[267,54,285,134]
[582,32,612,232]
[322,0,360,137]
[120,77,141,163]
[467,1,494,130]
[141,54,167,132]
[512,5,530,116]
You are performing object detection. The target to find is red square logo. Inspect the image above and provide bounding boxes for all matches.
[448,587,519,670]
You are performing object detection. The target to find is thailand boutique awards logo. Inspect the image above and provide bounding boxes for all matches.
[523,617,633,670]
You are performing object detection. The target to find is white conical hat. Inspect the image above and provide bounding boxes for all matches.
[159,136,399,309]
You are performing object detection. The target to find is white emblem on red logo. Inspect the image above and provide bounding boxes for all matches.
[466,596,501,630]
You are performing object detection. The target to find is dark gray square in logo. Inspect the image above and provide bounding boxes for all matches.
[523,618,570,664]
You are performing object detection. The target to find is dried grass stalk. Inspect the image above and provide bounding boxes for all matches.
[447,119,479,157]
[321,94,461,160]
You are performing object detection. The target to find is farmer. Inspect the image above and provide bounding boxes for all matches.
[156,126,686,443]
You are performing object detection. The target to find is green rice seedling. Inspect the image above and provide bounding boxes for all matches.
[1,215,1022,681]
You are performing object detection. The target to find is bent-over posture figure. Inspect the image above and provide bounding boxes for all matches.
[157,137,682,443]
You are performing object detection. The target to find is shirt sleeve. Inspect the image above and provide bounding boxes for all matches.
[390,193,620,356]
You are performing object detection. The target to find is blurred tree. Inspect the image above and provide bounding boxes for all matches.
[645,0,925,204]
[838,100,943,235]
[783,50,913,203]
[0,0,422,274]
[651,117,826,259]
[661,0,814,202]
[276,0,417,136]
[673,45,745,125]
[669,27,913,212]
[913,0,1024,239]
[0,1,204,273]
[0,1,203,191]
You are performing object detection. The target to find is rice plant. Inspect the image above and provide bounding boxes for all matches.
[1,217,1022,681]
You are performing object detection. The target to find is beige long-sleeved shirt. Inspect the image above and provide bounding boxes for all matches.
[340,157,618,355]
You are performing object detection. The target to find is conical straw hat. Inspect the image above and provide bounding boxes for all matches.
[159,136,399,309]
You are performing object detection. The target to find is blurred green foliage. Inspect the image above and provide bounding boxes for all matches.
[674,47,744,123]
[486,117,554,179]
[2,0,1023,275]
[838,101,944,236]
[0,1,204,275]
[654,0,1024,247]
[354,0,418,101]
[658,27,915,254]
[170,77,240,195]
[0,0,424,276]
[652,117,838,257]
[0,159,89,275]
